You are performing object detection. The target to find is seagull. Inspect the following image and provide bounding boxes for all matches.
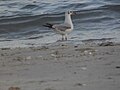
[43,11,75,41]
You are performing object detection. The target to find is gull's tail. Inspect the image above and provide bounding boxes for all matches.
[43,23,53,28]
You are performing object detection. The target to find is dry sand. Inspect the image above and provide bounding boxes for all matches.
[0,42,120,90]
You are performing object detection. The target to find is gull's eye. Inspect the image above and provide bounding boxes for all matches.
[68,11,70,14]
[68,11,71,14]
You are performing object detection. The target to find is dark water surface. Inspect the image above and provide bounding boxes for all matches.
[0,0,120,47]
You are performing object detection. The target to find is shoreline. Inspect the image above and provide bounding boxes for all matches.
[0,37,119,49]
[0,41,120,90]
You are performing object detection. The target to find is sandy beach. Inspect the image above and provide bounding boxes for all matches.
[0,0,120,90]
[0,41,120,90]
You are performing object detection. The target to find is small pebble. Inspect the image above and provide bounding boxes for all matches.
[81,67,87,70]
[51,54,57,57]
[84,50,88,54]
[74,45,78,48]
[26,56,32,60]
[8,87,20,90]
[37,55,43,58]
[116,66,120,68]
[89,52,92,55]
[75,83,86,86]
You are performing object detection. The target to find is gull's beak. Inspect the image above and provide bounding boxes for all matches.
[71,11,76,15]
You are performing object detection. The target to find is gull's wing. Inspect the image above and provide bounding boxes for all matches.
[52,24,71,31]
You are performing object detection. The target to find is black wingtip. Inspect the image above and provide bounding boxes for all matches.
[43,23,53,28]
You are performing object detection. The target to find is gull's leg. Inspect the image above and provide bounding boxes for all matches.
[65,34,67,41]
[62,35,64,41]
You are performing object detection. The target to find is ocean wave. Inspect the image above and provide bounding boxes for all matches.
[21,4,39,9]
[0,0,120,41]
[101,4,120,11]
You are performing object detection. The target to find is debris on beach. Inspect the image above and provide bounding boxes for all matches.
[25,56,32,60]
[31,46,49,51]
[51,50,59,57]
[37,55,43,58]
[75,48,97,55]
[98,42,114,46]
[115,66,120,69]
[74,83,86,87]
[40,46,49,50]
[1,48,11,50]
[13,56,23,62]
[81,67,87,70]
[8,87,20,90]
[74,45,78,48]
[45,87,55,90]
[51,53,57,57]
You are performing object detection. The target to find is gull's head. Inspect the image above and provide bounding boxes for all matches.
[65,11,76,16]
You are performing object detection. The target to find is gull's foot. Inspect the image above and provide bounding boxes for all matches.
[65,37,67,41]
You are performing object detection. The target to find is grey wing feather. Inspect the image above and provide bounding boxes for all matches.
[53,24,71,31]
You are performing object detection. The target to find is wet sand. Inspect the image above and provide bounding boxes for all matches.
[0,42,120,90]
